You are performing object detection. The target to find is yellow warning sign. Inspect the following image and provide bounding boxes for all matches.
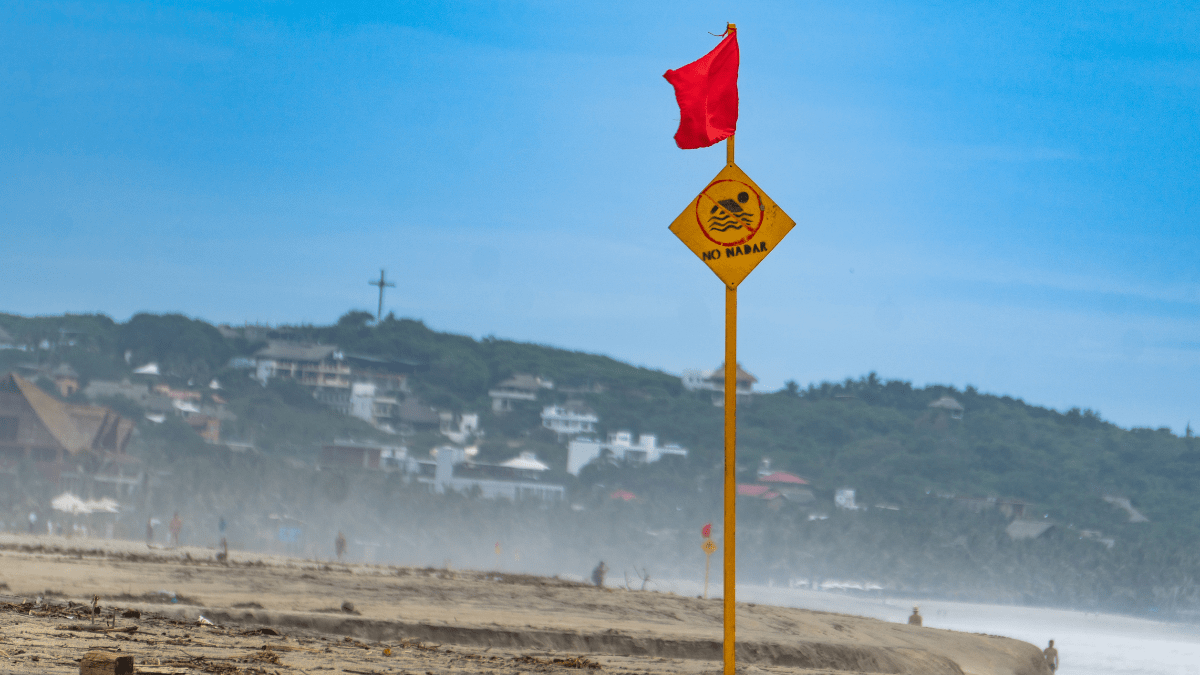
[702,538,717,554]
[669,163,795,287]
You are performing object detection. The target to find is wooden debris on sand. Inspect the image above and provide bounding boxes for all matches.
[79,650,133,675]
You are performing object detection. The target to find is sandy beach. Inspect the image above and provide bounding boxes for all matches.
[0,533,1049,675]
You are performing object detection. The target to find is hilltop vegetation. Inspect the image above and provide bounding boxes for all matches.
[2,310,1196,528]
[2,310,1198,615]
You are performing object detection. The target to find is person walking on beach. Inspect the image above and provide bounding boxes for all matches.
[335,531,347,561]
[591,561,608,587]
[169,512,183,547]
[145,518,154,545]
[1043,640,1059,672]
[907,607,923,626]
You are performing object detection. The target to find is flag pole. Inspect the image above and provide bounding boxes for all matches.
[723,23,737,675]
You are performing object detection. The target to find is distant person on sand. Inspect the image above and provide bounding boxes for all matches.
[335,531,347,561]
[146,518,154,545]
[1043,640,1059,672]
[169,512,183,546]
[907,607,922,626]
[591,561,608,587]
[28,511,37,534]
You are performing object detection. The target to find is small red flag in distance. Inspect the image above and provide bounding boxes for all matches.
[701,522,712,538]
[663,28,739,149]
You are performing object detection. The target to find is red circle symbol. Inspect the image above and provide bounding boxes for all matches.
[694,179,764,247]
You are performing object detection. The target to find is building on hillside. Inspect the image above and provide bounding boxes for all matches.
[187,415,222,443]
[738,459,815,503]
[440,412,480,444]
[0,373,135,483]
[928,396,964,420]
[488,374,552,413]
[834,488,860,510]
[319,440,409,471]
[49,364,80,397]
[344,382,402,430]
[566,431,688,476]
[254,341,424,430]
[706,362,757,405]
[540,403,598,437]
[255,341,420,392]
[417,446,563,502]
[682,363,758,406]
[395,398,441,435]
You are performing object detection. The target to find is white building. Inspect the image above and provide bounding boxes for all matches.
[347,382,403,432]
[567,431,688,476]
[835,488,859,510]
[440,412,480,444]
[418,446,564,502]
[540,404,598,436]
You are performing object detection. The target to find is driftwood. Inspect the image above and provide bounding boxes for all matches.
[57,624,138,634]
[79,650,134,675]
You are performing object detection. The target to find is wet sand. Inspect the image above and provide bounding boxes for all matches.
[0,534,1048,675]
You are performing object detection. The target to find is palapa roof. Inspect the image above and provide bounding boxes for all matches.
[708,362,758,384]
[2,373,134,455]
[928,396,964,411]
[737,484,781,499]
[500,451,550,471]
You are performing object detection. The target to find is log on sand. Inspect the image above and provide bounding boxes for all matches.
[79,651,134,675]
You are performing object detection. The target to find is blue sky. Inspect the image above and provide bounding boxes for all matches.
[2,1,1198,432]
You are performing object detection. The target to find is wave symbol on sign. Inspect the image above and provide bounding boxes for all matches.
[707,192,755,232]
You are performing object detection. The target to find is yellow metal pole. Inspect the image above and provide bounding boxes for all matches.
[726,134,735,166]
[723,280,737,675]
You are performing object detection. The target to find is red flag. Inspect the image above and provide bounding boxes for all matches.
[663,29,739,149]
[701,522,712,538]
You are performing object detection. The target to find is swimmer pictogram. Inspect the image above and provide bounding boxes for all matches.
[695,179,764,247]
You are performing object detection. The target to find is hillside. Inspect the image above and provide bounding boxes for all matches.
[1,310,1198,615]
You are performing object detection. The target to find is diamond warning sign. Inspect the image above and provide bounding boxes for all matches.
[669,163,795,287]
